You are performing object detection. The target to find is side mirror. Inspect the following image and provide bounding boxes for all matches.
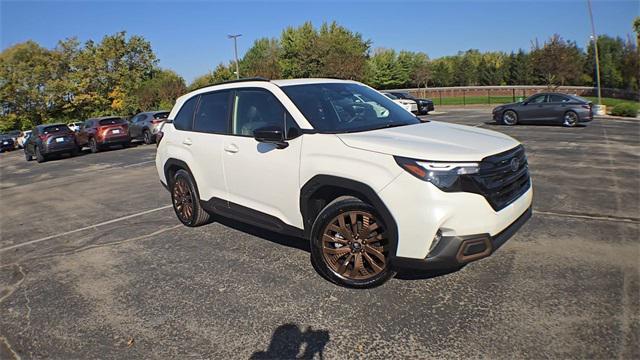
[253,125,288,149]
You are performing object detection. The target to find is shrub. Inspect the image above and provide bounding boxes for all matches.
[610,103,639,118]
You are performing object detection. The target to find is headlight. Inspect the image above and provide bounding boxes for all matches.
[395,157,479,190]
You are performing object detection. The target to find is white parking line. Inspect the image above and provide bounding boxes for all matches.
[533,210,639,224]
[122,160,155,168]
[0,205,173,253]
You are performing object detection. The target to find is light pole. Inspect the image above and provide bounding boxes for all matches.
[587,0,602,106]
[227,34,242,79]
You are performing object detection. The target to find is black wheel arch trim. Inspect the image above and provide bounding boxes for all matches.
[163,158,201,197]
[300,175,399,258]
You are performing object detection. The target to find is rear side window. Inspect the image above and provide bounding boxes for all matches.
[42,125,72,134]
[174,96,198,131]
[194,91,231,133]
[99,118,125,126]
[548,94,569,103]
[154,112,170,119]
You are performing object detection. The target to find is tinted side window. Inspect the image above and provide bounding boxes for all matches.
[174,96,198,131]
[529,95,546,104]
[549,94,569,103]
[194,91,231,133]
[232,89,291,136]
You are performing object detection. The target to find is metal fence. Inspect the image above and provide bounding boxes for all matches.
[388,86,639,106]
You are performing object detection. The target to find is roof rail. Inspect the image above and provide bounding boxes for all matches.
[191,77,270,92]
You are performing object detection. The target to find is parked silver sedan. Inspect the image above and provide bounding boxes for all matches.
[492,93,593,127]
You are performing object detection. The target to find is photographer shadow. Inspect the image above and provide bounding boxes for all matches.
[250,323,329,360]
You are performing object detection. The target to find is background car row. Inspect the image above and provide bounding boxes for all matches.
[18,110,169,163]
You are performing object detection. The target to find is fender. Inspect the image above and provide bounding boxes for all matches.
[163,158,200,195]
[300,175,399,257]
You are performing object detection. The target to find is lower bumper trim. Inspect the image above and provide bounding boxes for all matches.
[391,206,532,271]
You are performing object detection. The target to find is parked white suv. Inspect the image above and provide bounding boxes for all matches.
[156,78,533,288]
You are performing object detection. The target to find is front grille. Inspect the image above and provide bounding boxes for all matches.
[470,145,530,211]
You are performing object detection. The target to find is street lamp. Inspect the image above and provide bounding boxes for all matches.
[227,34,242,80]
[587,0,602,107]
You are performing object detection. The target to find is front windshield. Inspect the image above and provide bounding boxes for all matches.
[281,83,420,133]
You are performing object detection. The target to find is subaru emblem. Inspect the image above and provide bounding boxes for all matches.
[510,158,519,172]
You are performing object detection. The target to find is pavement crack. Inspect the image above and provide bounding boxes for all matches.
[0,336,21,360]
[0,264,26,304]
[22,225,182,263]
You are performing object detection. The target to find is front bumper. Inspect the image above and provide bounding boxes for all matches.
[392,206,532,271]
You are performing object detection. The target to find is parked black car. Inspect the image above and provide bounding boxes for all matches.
[492,93,593,127]
[386,91,435,115]
[0,134,15,152]
[24,124,80,163]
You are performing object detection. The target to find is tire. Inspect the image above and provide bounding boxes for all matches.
[71,146,79,157]
[35,146,46,163]
[25,151,33,161]
[171,169,212,227]
[310,196,395,288]
[89,137,100,153]
[563,111,579,127]
[502,110,518,125]
[143,129,153,145]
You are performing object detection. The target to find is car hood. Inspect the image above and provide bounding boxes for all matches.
[337,121,520,161]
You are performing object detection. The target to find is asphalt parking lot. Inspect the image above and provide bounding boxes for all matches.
[1,108,638,359]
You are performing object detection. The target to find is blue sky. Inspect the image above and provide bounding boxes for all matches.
[1,0,637,83]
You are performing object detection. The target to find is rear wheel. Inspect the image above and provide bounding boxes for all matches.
[171,169,211,227]
[143,129,153,145]
[502,110,518,125]
[563,111,579,127]
[310,197,395,288]
[35,146,46,163]
[89,137,100,153]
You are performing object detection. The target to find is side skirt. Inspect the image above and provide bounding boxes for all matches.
[201,197,305,238]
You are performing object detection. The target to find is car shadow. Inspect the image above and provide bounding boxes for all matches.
[250,323,330,360]
[214,215,463,283]
[214,215,310,253]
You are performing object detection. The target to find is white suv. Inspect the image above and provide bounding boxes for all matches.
[156,78,533,288]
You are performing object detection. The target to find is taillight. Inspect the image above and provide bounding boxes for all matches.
[38,134,50,142]
[151,119,163,124]
[581,105,590,110]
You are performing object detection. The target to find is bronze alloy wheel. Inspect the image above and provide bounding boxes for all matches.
[322,210,388,280]
[173,178,194,222]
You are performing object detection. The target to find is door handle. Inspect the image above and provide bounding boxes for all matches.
[224,144,239,153]
[182,138,192,146]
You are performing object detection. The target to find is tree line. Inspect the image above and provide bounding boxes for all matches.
[2,20,639,131]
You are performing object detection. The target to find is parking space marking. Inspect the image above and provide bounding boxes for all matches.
[0,204,172,253]
[122,159,155,168]
[533,209,639,224]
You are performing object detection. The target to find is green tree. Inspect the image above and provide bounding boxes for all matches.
[188,63,235,91]
[0,41,58,131]
[240,38,282,79]
[530,34,584,86]
[135,69,187,111]
[365,48,405,89]
[505,50,533,85]
[316,21,370,80]
[280,22,321,78]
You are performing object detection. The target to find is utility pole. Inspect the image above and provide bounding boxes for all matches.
[227,34,242,79]
[587,0,602,106]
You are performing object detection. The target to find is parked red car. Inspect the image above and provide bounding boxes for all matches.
[77,117,131,153]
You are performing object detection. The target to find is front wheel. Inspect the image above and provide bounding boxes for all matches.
[502,110,518,125]
[171,169,212,227]
[563,111,579,127]
[310,196,395,288]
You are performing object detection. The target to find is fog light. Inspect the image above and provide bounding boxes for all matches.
[429,230,443,253]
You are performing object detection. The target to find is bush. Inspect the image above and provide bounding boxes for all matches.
[610,103,639,117]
